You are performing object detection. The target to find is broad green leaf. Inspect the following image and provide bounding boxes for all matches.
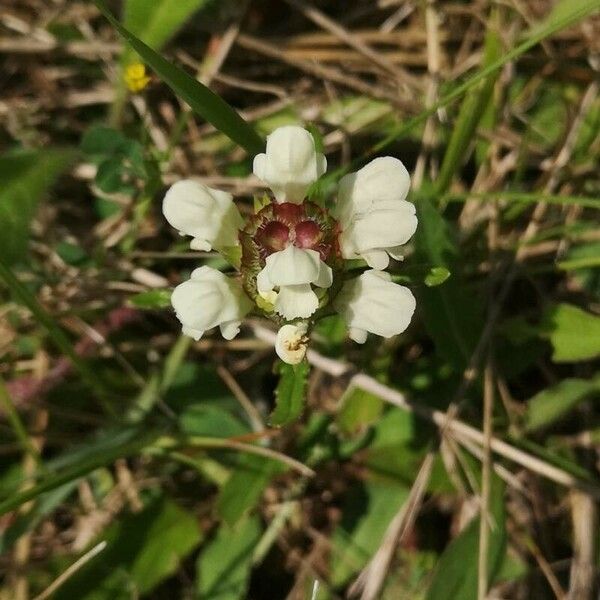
[196,515,261,599]
[337,386,383,434]
[123,0,211,54]
[179,405,248,438]
[542,303,600,362]
[414,195,484,370]
[128,288,172,309]
[526,375,600,431]
[216,455,280,527]
[0,149,74,265]
[330,479,409,587]
[95,1,264,156]
[425,476,506,600]
[270,361,310,426]
[53,498,202,599]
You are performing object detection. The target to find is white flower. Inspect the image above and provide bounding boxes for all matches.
[335,157,417,270]
[275,322,309,364]
[253,126,327,204]
[171,266,252,341]
[333,269,416,343]
[257,245,332,320]
[163,180,243,251]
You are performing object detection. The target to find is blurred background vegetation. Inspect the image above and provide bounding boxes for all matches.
[0,0,599,598]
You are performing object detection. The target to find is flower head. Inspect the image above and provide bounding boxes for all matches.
[124,62,151,93]
[163,126,418,363]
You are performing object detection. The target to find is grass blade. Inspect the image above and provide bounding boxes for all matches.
[94,0,264,156]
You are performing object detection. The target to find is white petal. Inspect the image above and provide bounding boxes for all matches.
[252,126,326,203]
[275,284,319,320]
[220,320,242,340]
[362,249,390,270]
[349,327,368,344]
[171,267,251,340]
[275,323,309,364]
[351,201,418,252]
[163,180,243,250]
[333,269,416,339]
[314,260,333,289]
[262,246,321,287]
[182,326,204,341]
[336,157,411,221]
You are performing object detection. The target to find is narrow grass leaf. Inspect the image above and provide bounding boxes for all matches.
[0,149,74,266]
[95,0,263,155]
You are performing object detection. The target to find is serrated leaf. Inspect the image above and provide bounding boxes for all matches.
[95,0,263,156]
[270,361,310,427]
[129,288,172,309]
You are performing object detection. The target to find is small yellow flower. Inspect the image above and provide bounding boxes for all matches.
[124,62,150,93]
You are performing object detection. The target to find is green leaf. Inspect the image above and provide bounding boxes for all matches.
[53,498,202,599]
[426,475,506,600]
[179,405,248,438]
[330,479,410,587]
[81,125,128,156]
[196,515,261,600]
[435,20,502,195]
[542,303,600,362]
[270,361,310,426]
[0,429,154,517]
[424,267,451,288]
[525,375,600,431]
[128,288,172,309]
[216,454,281,527]
[95,0,263,156]
[123,0,211,53]
[0,149,74,266]
[414,195,484,370]
[337,386,383,435]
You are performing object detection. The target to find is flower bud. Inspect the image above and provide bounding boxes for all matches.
[275,322,309,364]
[163,180,243,251]
[333,269,416,343]
[253,126,327,203]
[171,267,252,340]
[335,157,417,269]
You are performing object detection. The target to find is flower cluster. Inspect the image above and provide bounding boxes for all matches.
[163,126,417,364]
